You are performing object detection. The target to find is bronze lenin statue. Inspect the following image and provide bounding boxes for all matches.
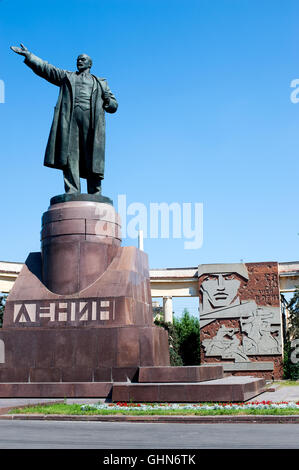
[11,44,118,195]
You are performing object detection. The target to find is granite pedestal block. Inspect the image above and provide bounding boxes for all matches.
[0,200,170,397]
[112,376,266,403]
[0,382,113,398]
[41,201,121,294]
[138,365,224,383]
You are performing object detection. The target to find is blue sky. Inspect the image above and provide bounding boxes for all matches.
[0,0,299,314]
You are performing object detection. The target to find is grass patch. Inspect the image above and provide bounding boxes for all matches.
[8,403,299,416]
[273,380,299,387]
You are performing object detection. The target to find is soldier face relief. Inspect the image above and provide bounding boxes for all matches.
[200,273,241,309]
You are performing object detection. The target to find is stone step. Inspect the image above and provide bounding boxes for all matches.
[112,376,266,403]
[0,366,140,383]
[138,365,224,383]
[0,382,113,398]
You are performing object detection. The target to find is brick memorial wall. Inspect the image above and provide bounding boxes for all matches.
[199,262,283,380]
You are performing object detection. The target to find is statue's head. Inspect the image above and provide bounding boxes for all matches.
[77,54,93,72]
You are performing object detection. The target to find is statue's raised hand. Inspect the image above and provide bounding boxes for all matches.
[10,44,29,57]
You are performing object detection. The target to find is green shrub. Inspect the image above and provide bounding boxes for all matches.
[287,290,299,339]
[154,319,183,366]
[173,309,201,365]
[283,336,299,380]
[0,295,7,328]
[155,309,201,366]
[283,290,299,379]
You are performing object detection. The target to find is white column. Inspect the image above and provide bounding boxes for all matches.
[163,296,173,323]
[0,340,4,363]
[138,230,144,251]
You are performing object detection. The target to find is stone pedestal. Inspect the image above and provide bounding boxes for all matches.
[41,201,121,295]
[112,376,266,403]
[0,199,269,402]
[0,199,170,396]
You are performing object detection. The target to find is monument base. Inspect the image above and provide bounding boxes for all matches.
[0,365,266,401]
[0,382,113,398]
[0,200,171,396]
[50,193,113,206]
[112,376,266,403]
[0,327,169,383]
[112,365,266,403]
[0,200,267,402]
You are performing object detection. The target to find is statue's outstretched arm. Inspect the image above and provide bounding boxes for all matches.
[11,44,66,86]
[101,80,118,114]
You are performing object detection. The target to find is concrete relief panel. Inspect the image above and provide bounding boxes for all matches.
[199,262,283,378]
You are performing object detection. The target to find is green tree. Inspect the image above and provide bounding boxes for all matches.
[287,290,299,339]
[173,309,201,366]
[0,294,7,328]
[283,290,299,379]
[154,318,183,366]
[283,337,299,380]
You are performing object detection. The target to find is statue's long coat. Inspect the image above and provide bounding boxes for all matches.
[24,53,118,178]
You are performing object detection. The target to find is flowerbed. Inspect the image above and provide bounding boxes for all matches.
[81,400,299,412]
[9,400,299,416]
